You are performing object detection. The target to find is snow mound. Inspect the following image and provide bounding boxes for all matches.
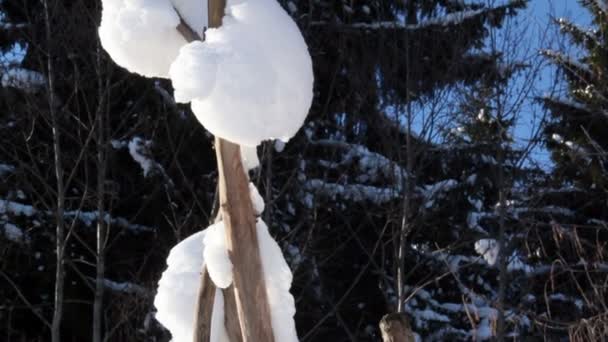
[169,0,314,146]
[99,0,190,78]
[154,219,298,341]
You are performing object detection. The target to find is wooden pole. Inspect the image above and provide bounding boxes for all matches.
[379,313,415,342]
[192,267,216,341]
[214,139,275,342]
[183,0,275,341]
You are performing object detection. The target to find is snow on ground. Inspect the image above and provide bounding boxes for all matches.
[169,0,313,146]
[155,219,298,342]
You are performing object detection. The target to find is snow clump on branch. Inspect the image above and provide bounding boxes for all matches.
[153,230,229,342]
[154,219,298,342]
[203,222,233,288]
[98,0,208,78]
[99,0,313,146]
[169,0,314,146]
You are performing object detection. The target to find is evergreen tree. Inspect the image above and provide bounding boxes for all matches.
[278,1,529,340]
[539,1,608,339]
[0,0,544,341]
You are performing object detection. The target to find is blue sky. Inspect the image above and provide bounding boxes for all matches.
[508,0,591,167]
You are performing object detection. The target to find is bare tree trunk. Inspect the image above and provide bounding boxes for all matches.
[44,1,65,341]
[397,22,414,313]
[379,313,415,342]
[93,40,108,342]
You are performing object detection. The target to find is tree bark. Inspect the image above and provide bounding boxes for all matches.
[44,1,65,341]
[93,41,108,342]
[379,313,415,342]
[192,267,217,341]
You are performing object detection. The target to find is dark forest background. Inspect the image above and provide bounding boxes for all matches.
[0,0,607,341]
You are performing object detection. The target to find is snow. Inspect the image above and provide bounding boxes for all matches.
[102,278,146,295]
[0,163,15,177]
[154,230,229,342]
[169,0,313,146]
[0,198,154,233]
[596,0,608,13]
[256,219,298,342]
[413,308,450,323]
[274,140,286,153]
[172,0,208,36]
[63,210,155,233]
[474,239,499,266]
[303,139,416,204]
[322,7,488,30]
[2,222,27,243]
[249,182,265,215]
[304,179,400,204]
[467,212,490,233]
[0,199,36,216]
[169,41,218,102]
[507,253,533,273]
[115,137,173,184]
[240,145,260,171]
[210,291,230,342]
[128,137,155,177]
[99,0,188,78]
[552,133,564,144]
[203,222,233,288]
[155,219,297,342]
[422,179,458,208]
[475,318,493,340]
[1,67,45,92]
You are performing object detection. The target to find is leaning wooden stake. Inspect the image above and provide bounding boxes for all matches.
[214,139,275,341]
[184,0,275,341]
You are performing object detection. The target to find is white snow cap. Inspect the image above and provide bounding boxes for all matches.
[154,219,298,342]
[99,0,208,78]
[169,0,314,146]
